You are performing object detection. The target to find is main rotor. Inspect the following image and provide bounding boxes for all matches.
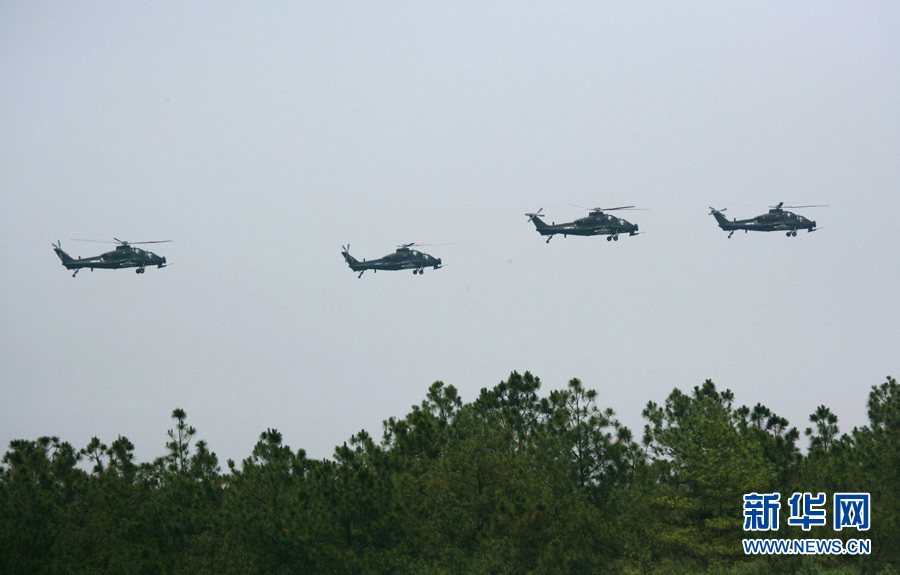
[397,242,452,249]
[569,204,646,214]
[768,202,828,211]
[73,238,173,247]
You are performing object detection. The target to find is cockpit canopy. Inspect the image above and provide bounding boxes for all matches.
[132,247,159,258]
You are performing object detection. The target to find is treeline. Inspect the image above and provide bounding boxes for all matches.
[1,374,898,575]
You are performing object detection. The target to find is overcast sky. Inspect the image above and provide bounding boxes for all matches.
[2,2,898,466]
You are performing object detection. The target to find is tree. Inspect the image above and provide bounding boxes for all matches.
[0,438,72,575]
[473,371,542,450]
[847,376,900,564]
[382,380,461,460]
[806,405,840,453]
[164,408,196,476]
[642,381,777,565]
[221,429,313,574]
[537,377,638,495]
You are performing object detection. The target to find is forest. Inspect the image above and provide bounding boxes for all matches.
[2,373,898,575]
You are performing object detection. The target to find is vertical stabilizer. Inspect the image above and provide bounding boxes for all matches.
[341,245,361,269]
[526,209,550,231]
[53,241,75,266]
[709,208,732,229]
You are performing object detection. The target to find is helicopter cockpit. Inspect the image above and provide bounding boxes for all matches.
[131,247,161,260]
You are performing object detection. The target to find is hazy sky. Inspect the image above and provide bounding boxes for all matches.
[2,2,898,466]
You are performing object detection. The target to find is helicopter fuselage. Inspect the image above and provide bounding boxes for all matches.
[710,208,816,236]
[53,242,167,276]
[341,246,442,277]
[527,212,639,242]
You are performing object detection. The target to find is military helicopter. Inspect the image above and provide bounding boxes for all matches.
[341,243,444,278]
[709,202,826,238]
[53,238,170,277]
[525,206,642,243]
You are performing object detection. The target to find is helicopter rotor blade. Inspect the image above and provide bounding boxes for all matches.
[574,205,641,212]
[597,205,636,211]
[397,242,452,250]
[72,238,171,245]
[778,204,829,209]
[525,208,544,219]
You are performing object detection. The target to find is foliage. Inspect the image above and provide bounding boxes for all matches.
[1,376,895,574]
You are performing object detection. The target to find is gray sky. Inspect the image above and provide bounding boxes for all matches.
[2,2,898,465]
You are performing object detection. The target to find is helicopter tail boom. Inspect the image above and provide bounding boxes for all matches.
[526,213,550,231]
[341,247,362,270]
[52,242,77,267]
[709,208,735,230]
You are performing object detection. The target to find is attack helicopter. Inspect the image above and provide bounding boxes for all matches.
[709,202,826,238]
[341,243,443,278]
[525,206,642,243]
[53,238,170,277]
